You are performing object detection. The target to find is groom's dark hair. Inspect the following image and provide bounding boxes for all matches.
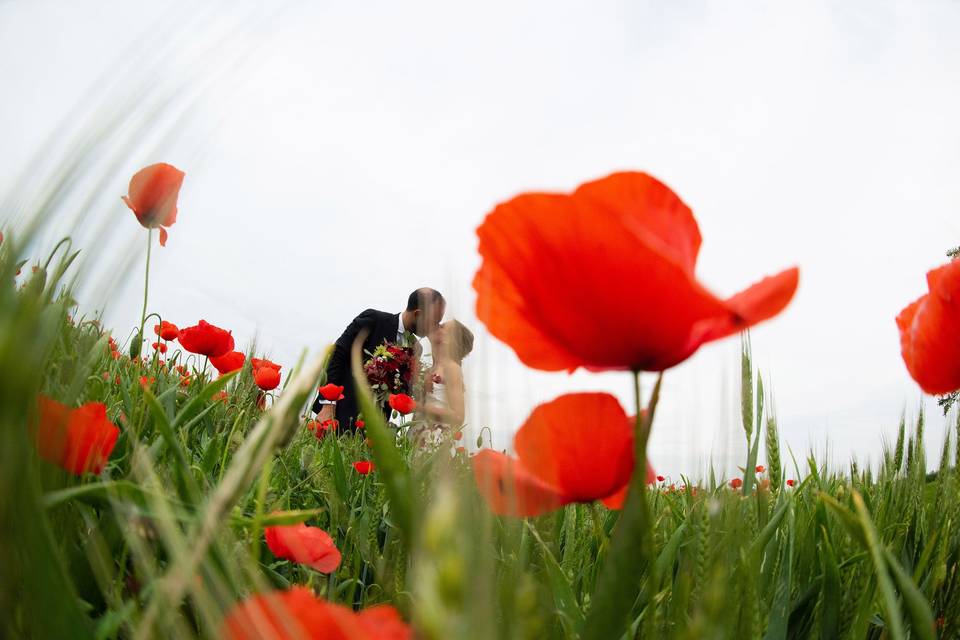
[406,288,445,312]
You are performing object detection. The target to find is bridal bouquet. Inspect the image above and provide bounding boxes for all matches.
[363,342,415,395]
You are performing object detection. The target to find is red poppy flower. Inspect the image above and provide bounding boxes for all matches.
[353,461,374,475]
[308,418,339,440]
[213,390,229,404]
[388,393,416,415]
[221,586,411,640]
[139,376,155,389]
[730,478,743,489]
[755,465,765,473]
[264,522,342,573]
[896,259,960,395]
[786,479,796,487]
[178,320,234,358]
[318,383,345,401]
[151,342,167,354]
[153,321,180,341]
[34,396,120,476]
[253,365,282,391]
[454,430,463,441]
[473,171,799,372]
[210,350,246,375]
[308,419,333,440]
[656,475,665,482]
[472,393,655,517]
[121,163,185,246]
[180,375,191,388]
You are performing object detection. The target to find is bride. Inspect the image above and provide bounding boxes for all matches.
[413,320,474,448]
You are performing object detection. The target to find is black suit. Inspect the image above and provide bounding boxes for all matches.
[312,308,406,431]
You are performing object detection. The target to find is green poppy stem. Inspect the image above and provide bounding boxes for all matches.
[581,370,662,640]
[139,229,153,340]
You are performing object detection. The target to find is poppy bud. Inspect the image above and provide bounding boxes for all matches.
[130,329,143,359]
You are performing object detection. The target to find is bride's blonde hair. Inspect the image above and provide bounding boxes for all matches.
[444,320,474,364]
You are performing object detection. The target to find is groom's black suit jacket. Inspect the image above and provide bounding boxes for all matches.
[312,308,405,431]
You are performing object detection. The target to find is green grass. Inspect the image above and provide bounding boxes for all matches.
[1,237,958,639]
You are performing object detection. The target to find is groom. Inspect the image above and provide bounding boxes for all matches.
[313,288,445,432]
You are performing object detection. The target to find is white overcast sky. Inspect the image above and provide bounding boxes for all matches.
[2,1,959,479]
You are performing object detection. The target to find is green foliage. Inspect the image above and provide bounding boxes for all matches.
[1,239,959,639]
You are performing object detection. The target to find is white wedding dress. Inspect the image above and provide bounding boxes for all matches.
[411,372,453,449]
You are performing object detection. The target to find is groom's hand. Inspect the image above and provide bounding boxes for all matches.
[317,404,335,422]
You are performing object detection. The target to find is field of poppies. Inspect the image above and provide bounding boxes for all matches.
[2,166,959,639]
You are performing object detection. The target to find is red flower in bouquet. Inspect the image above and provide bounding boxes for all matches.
[353,461,374,475]
[153,320,180,341]
[355,419,365,429]
[34,396,120,476]
[252,358,282,391]
[211,350,246,375]
[730,478,743,489]
[264,521,342,573]
[473,171,798,373]
[472,393,655,517]
[318,383,345,401]
[221,586,411,640]
[388,393,416,415]
[896,258,960,395]
[121,163,185,246]
[178,320,234,358]
[363,343,415,394]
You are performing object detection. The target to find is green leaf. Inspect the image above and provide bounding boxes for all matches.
[527,520,585,636]
[819,528,841,640]
[882,547,936,640]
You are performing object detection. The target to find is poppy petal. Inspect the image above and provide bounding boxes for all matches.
[476,190,727,371]
[159,227,168,246]
[573,171,701,273]
[356,605,414,640]
[513,393,634,503]
[123,163,184,229]
[471,449,568,517]
[473,194,587,372]
[265,523,342,573]
[599,461,657,509]
[473,171,798,373]
[897,260,960,394]
[654,267,800,370]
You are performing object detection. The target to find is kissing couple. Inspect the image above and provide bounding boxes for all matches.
[311,288,474,446]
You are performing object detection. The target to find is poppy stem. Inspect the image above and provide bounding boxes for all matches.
[138,229,152,339]
[580,370,662,640]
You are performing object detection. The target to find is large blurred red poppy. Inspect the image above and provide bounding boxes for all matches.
[178,320,234,358]
[211,350,246,375]
[34,396,120,476]
[121,163,185,246]
[252,358,282,391]
[221,586,411,640]
[896,259,960,395]
[265,522,341,573]
[472,393,655,517]
[153,320,180,341]
[473,171,799,372]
